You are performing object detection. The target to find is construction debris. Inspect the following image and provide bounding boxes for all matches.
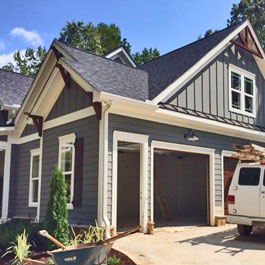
[233,144,265,162]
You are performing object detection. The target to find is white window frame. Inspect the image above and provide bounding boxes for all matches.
[29,148,40,207]
[58,133,76,210]
[229,64,256,118]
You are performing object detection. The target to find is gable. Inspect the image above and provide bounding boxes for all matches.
[167,43,265,127]
[46,79,92,121]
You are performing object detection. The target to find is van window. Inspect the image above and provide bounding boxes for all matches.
[238,168,260,186]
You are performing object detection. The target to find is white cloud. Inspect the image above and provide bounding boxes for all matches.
[11,27,43,47]
[0,49,26,68]
[0,42,5,50]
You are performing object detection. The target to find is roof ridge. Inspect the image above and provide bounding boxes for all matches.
[55,40,141,71]
[0,68,33,79]
[138,21,244,68]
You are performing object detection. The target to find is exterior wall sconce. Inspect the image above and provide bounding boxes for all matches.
[184,129,199,142]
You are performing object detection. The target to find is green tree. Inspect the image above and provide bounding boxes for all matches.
[198,29,218,40]
[45,166,69,247]
[59,21,131,55]
[2,46,47,77]
[132,47,160,66]
[228,0,265,48]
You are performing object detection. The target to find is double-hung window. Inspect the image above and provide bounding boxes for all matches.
[58,133,76,209]
[229,64,256,117]
[29,149,40,207]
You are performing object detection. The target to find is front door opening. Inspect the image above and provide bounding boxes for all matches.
[117,141,140,231]
[154,149,209,226]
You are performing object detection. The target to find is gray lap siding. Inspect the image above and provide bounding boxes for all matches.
[8,140,40,219]
[40,116,99,225]
[107,114,255,221]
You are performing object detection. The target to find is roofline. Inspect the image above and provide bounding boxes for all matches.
[0,68,33,79]
[152,20,265,104]
[105,46,136,68]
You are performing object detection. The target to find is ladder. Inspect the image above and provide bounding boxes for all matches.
[154,171,172,220]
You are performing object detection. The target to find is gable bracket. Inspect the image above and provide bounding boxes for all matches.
[231,27,263,59]
[24,112,43,137]
[56,64,71,89]
[92,102,102,120]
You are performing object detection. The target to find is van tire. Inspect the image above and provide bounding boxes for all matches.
[237,224,253,236]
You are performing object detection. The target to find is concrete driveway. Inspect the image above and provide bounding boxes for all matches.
[113,225,265,265]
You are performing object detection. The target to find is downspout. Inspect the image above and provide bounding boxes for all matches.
[102,101,112,238]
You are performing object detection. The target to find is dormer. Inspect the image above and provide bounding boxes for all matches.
[105,47,136,68]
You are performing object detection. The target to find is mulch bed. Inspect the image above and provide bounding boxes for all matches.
[0,248,136,265]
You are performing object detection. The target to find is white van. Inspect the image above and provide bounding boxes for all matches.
[227,163,265,236]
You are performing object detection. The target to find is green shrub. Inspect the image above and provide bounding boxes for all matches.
[0,219,46,255]
[44,166,69,247]
[107,255,121,265]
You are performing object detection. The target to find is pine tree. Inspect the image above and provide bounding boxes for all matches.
[44,166,69,247]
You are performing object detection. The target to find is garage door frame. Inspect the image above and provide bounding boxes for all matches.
[151,141,216,226]
[112,131,149,233]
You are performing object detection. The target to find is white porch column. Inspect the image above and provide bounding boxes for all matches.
[1,141,11,220]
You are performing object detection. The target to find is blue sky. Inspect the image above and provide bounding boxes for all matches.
[0,0,239,66]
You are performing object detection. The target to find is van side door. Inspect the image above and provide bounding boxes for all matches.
[233,167,261,217]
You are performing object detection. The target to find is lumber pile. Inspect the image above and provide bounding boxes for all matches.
[233,144,265,162]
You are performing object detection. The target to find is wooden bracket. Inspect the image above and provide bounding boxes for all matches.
[93,102,102,120]
[24,112,43,137]
[231,27,263,59]
[56,64,71,89]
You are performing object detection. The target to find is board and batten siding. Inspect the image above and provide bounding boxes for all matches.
[167,44,265,127]
[40,116,99,225]
[46,80,93,121]
[107,114,257,222]
[8,140,40,219]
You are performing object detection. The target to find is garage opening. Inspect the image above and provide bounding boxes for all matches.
[223,157,238,215]
[154,149,209,226]
[0,150,5,216]
[117,141,140,230]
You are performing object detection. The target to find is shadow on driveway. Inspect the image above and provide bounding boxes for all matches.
[178,227,265,256]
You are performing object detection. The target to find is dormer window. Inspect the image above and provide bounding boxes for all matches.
[229,64,256,117]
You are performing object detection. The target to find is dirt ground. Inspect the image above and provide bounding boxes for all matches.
[113,224,265,265]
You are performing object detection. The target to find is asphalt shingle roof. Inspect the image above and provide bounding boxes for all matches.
[55,41,149,101]
[139,22,244,100]
[0,69,33,106]
[55,22,243,102]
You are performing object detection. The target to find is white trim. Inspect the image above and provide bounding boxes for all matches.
[36,136,43,221]
[150,140,216,226]
[58,133,76,210]
[10,133,40,145]
[221,150,237,216]
[28,148,40,208]
[228,64,256,118]
[105,47,136,68]
[1,141,11,220]
[43,107,95,130]
[112,131,149,233]
[152,20,265,104]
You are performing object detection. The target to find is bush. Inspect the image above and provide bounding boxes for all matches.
[0,219,46,255]
[44,166,69,247]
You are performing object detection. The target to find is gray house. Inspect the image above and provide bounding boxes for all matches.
[0,19,264,235]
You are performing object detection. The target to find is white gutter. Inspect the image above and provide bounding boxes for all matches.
[102,100,112,238]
